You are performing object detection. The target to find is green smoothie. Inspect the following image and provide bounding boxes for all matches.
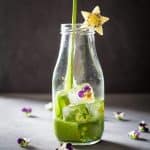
[54,90,104,143]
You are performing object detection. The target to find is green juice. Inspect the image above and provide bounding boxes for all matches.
[54,91,104,143]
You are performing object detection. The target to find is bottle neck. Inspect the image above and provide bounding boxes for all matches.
[60,24,96,58]
[59,30,96,57]
[60,23,95,35]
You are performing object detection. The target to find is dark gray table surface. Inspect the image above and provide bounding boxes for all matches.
[0,94,150,150]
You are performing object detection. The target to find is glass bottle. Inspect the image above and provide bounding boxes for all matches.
[52,24,104,145]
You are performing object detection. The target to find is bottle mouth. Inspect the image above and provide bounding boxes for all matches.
[60,23,95,34]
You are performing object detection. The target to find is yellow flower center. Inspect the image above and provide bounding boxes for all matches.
[84,91,92,100]
[87,14,101,27]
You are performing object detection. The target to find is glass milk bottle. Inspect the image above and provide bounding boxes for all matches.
[52,24,104,145]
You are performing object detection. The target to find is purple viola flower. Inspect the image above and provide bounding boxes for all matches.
[138,121,149,132]
[22,107,32,113]
[134,130,140,139]
[22,107,32,117]
[56,143,74,150]
[66,143,73,150]
[22,108,27,112]
[135,130,140,137]
[113,112,124,120]
[139,120,147,127]
[128,130,140,139]
[78,90,84,98]
[17,137,30,148]
[17,138,23,143]
[83,85,91,92]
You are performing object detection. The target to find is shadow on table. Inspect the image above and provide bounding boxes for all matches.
[74,140,140,150]
[29,115,39,118]
[105,117,131,122]
[26,145,37,150]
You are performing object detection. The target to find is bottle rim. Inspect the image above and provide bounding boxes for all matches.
[60,23,95,34]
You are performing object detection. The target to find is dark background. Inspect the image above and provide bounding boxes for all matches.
[0,0,150,93]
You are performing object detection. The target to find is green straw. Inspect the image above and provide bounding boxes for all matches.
[64,0,78,90]
[72,0,78,24]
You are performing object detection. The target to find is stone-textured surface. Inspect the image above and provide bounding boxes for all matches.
[0,94,150,150]
[0,0,150,93]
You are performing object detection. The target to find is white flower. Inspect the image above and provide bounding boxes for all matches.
[45,102,53,111]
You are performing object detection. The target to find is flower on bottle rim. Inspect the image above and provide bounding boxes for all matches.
[45,102,53,111]
[113,112,125,120]
[56,143,74,150]
[17,137,30,148]
[128,130,140,140]
[81,6,109,35]
[22,107,32,117]
[138,121,149,132]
